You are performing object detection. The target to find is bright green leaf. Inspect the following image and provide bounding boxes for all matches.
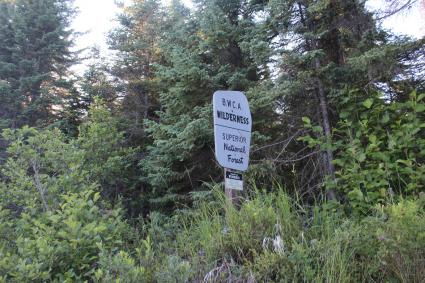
[362,98,373,109]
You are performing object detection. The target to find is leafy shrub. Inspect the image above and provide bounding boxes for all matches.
[94,250,147,283]
[301,90,425,212]
[1,127,87,213]
[0,99,140,216]
[0,190,129,282]
[154,255,191,283]
[248,203,357,283]
[77,98,139,202]
[332,91,425,211]
[1,183,423,282]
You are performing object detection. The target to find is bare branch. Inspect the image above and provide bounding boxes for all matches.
[374,0,419,21]
[30,159,49,212]
[251,129,304,153]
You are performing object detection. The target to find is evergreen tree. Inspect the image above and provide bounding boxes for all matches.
[0,0,76,129]
[0,1,20,130]
[140,0,271,208]
[57,48,121,137]
[266,0,424,199]
[108,0,167,146]
[108,0,424,206]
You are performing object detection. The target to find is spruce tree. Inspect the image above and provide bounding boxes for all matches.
[140,0,271,208]
[0,1,20,130]
[108,0,167,146]
[0,0,76,129]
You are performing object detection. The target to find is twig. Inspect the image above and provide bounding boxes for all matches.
[251,129,303,153]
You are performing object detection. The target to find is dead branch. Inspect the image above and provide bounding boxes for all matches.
[30,159,49,211]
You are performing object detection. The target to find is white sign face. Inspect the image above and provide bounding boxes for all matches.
[225,171,243,191]
[213,91,252,171]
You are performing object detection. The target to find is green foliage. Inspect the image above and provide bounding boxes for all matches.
[94,250,147,283]
[120,189,424,282]
[139,0,276,208]
[301,90,424,211]
[265,0,424,198]
[176,188,299,266]
[0,0,424,281]
[188,191,424,282]
[0,0,76,129]
[330,91,425,212]
[105,0,424,209]
[0,190,130,282]
[344,197,425,282]
[154,255,191,283]
[0,126,88,212]
[107,0,168,150]
[1,172,424,282]
[0,98,140,214]
[78,98,139,202]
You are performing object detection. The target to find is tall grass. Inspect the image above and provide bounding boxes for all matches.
[88,186,425,282]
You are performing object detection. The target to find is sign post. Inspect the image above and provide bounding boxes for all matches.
[213,91,252,203]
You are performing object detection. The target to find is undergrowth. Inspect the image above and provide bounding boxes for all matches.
[1,187,424,282]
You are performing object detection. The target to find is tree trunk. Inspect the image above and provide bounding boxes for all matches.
[298,2,337,200]
[314,52,337,200]
[314,70,337,201]
[143,93,149,120]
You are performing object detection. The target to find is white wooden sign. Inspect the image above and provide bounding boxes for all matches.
[213,91,252,171]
